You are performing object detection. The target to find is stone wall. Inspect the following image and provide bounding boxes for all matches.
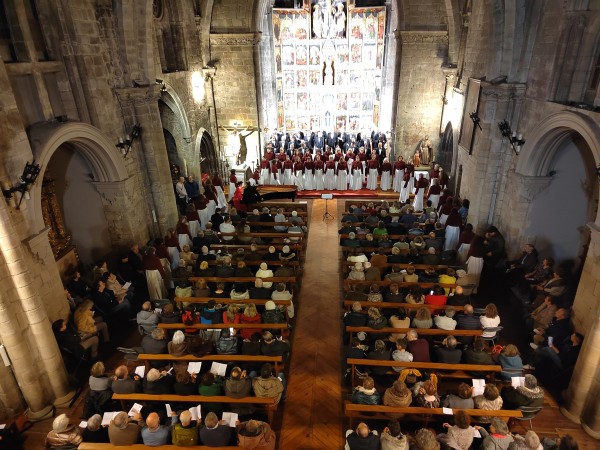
[393,31,448,157]
[210,0,255,32]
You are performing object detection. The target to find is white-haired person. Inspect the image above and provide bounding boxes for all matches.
[256,262,274,288]
[45,413,82,449]
[198,411,234,446]
[81,413,109,443]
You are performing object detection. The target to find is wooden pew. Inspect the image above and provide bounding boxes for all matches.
[253,201,308,211]
[158,323,287,331]
[344,401,523,428]
[175,297,292,307]
[136,353,283,373]
[342,300,464,312]
[340,233,428,241]
[344,280,455,289]
[341,246,431,255]
[342,262,449,271]
[345,326,482,342]
[112,393,278,424]
[346,358,501,387]
[189,277,296,284]
[202,260,300,267]
[79,445,239,450]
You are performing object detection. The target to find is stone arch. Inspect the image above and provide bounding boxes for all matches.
[161,84,192,141]
[27,121,129,233]
[194,128,219,176]
[516,110,600,182]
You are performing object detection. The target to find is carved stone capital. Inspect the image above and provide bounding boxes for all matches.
[441,66,458,79]
[115,86,162,106]
[507,171,553,202]
[399,31,448,45]
[24,227,52,265]
[210,33,261,46]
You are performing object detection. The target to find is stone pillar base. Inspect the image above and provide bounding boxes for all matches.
[582,423,600,440]
[26,404,54,422]
[560,406,582,424]
[53,390,77,408]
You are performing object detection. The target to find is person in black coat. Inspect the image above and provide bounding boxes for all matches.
[52,319,99,359]
[82,414,110,443]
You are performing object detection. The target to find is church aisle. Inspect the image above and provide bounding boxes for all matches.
[279,199,344,449]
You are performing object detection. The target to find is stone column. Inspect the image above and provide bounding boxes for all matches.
[560,223,600,438]
[116,86,179,235]
[0,200,71,418]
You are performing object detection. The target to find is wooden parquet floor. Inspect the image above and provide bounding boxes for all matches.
[278,198,344,450]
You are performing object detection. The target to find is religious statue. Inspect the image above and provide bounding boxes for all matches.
[413,148,421,167]
[334,3,346,38]
[237,131,254,166]
[322,0,334,38]
[312,4,323,38]
[420,135,433,166]
[41,172,72,258]
[323,59,334,85]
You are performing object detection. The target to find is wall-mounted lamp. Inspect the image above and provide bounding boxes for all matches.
[156,79,167,93]
[498,120,525,155]
[116,124,142,158]
[469,112,482,130]
[2,160,42,209]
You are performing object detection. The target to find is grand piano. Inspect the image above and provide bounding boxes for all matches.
[257,185,298,202]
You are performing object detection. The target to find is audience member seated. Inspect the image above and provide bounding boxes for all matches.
[502,374,545,409]
[510,430,543,450]
[381,381,413,421]
[198,411,234,446]
[442,382,475,409]
[367,307,388,339]
[137,301,159,336]
[476,418,514,449]
[434,306,457,330]
[413,379,440,408]
[216,328,240,355]
[143,368,175,394]
[239,303,262,339]
[379,419,409,450]
[82,414,109,444]
[236,420,276,450]
[261,330,290,361]
[352,376,381,405]
[111,365,141,394]
[198,372,224,415]
[170,409,200,446]
[528,295,557,333]
[481,303,501,338]
[45,413,82,449]
[388,309,410,342]
[419,267,439,283]
[496,344,524,381]
[531,307,573,350]
[391,338,413,372]
[405,286,424,304]
[253,363,285,405]
[473,384,503,423]
[364,262,382,282]
[434,335,462,364]
[53,318,99,360]
[172,370,198,396]
[413,428,440,450]
[455,304,481,345]
[424,285,447,307]
[437,410,477,450]
[366,340,392,378]
[74,299,110,344]
[446,286,470,307]
[224,366,255,416]
[462,338,495,376]
[108,411,141,445]
[407,330,430,362]
[528,332,583,375]
[141,327,168,358]
[141,412,170,446]
[412,307,433,329]
[345,422,380,450]
[250,278,272,299]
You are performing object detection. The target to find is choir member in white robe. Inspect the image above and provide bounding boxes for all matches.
[351,160,363,190]
[366,155,379,190]
[336,158,349,191]
[314,156,325,190]
[324,156,337,190]
[379,158,392,191]
[392,155,406,193]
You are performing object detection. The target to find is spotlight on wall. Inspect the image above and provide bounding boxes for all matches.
[497,120,525,155]
[2,160,42,209]
[116,124,142,158]
[469,112,482,130]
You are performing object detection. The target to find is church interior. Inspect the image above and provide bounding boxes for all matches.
[0,0,600,448]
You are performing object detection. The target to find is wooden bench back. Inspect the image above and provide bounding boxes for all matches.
[342,301,464,312]
[158,323,287,330]
[175,297,292,306]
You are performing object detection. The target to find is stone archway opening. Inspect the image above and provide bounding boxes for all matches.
[439,121,453,172]
[158,85,194,177]
[196,129,219,176]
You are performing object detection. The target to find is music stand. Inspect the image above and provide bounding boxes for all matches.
[321,193,334,221]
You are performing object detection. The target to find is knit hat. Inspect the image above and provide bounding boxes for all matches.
[265,300,276,311]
